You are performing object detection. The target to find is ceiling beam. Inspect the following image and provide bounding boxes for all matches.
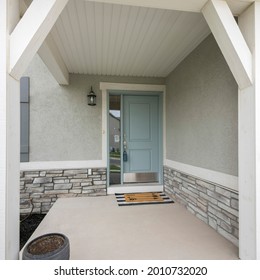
[84,0,255,14]
[85,0,208,12]
[10,0,69,81]
[202,0,253,89]
[38,34,69,85]
[19,0,33,18]
[19,0,69,85]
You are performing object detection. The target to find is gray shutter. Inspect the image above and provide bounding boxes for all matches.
[20,77,30,162]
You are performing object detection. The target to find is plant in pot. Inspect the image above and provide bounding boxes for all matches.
[22,233,70,260]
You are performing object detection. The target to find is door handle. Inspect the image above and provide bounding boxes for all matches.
[123,150,128,162]
[123,133,128,161]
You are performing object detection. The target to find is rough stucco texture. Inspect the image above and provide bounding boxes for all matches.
[166,34,238,176]
[25,54,165,161]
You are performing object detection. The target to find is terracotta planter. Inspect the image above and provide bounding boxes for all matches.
[22,233,70,260]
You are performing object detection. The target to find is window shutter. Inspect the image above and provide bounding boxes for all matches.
[20,77,30,162]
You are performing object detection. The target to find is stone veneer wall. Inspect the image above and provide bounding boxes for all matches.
[164,166,239,246]
[20,168,107,214]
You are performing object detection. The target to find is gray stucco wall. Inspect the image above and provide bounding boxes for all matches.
[25,54,165,161]
[166,34,238,176]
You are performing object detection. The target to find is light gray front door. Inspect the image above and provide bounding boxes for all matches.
[123,95,159,183]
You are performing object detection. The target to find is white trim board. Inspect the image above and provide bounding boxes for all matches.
[100,82,166,166]
[164,159,238,192]
[20,160,106,171]
[100,82,166,92]
[84,0,254,16]
[107,185,163,195]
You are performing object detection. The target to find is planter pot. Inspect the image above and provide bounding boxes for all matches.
[22,233,70,260]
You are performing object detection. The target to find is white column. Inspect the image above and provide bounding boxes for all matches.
[0,0,8,260]
[255,2,260,260]
[1,0,69,259]
[0,0,20,260]
[238,2,260,259]
[6,77,20,260]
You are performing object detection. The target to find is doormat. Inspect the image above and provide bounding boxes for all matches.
[115,192,174,206]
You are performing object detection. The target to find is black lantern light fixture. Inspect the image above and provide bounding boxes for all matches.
[87,86,96,106]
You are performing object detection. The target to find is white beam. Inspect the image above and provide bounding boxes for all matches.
[20,0,69,85]
[238,2,260,260]
[20,0,32,18]
[202,0,253,89]
[84,0,254,14]
[10,0,68,80]
[85,0,208,12]
[38,34,69,85]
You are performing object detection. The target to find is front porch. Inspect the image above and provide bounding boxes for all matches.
[20,196,238,260]
[1,0,260,260]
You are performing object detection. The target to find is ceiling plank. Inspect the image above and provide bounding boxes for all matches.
[65,0,85,74]
[10,0,69,80]
[112,5,130,75]
[75,0,94,74]
[115,6,140,75]
[85,1,99,75]
[202,0,253,89]
[53,16,76,73]
[102,3,114,75]
[38,34,69,85]
[60,4,84,74]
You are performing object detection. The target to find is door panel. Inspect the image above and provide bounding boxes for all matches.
[123,95,159,183]
[129,103,151,141]
[129,149,151,171]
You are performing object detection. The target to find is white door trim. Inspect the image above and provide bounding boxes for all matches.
[100,82,166,189]
[107,185,164,194]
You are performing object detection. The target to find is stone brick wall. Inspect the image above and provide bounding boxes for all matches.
[164,166,239,246]
[20,168,107,214]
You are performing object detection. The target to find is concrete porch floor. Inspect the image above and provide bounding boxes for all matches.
[20,196,239,260]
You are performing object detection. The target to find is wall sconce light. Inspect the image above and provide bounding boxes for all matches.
[87,86,96,106]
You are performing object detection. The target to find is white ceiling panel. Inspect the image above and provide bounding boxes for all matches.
[48,0,211,77]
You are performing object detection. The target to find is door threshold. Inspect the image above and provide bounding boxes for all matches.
[107,184,163,195]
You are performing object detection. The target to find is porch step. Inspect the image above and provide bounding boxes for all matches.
[107,184,163,195]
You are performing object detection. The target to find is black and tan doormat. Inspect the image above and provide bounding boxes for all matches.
[115,192,174,206]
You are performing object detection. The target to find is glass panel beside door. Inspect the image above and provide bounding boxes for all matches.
[109,95,121,185]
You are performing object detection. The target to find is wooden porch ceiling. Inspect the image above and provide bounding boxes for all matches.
[49,0,211,78]
[22,0,212,79]
[17,0,254,86]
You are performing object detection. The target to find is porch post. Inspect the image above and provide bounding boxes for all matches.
[0,0,20,260]
[0,0,69,259]
[238,2,260,259]
[0,0,8,260]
